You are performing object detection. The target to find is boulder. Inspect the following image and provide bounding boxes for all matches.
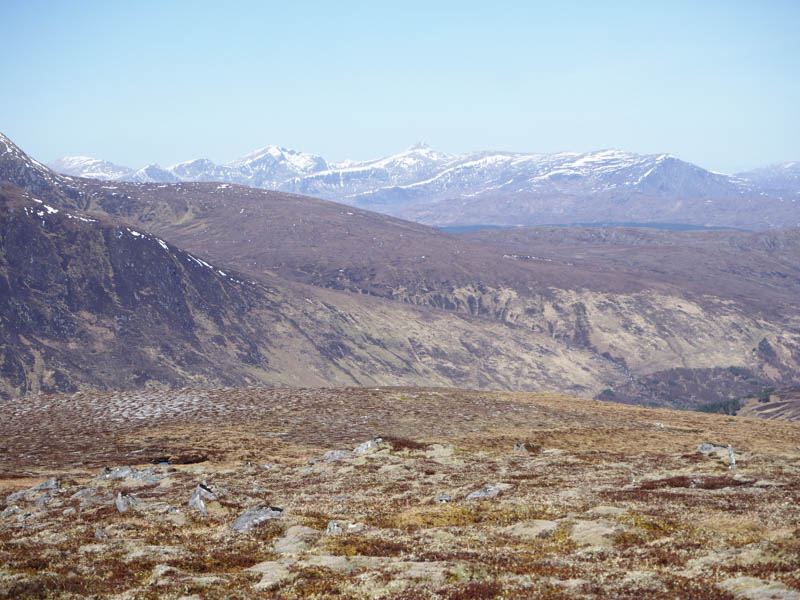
[697,442,726,455]
[272,525,321,554]
[326,520,344,535]
[466,486,501,500]
[353,438,382,455]
[309,450,352,464]
[115,492,138,513]
[231,505,284,533]
[188,483,217,514]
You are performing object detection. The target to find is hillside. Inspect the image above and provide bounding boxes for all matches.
[2,132,800,407]
[1,386,799,598]
[0,183,637,400]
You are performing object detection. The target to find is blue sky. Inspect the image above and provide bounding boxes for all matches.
[1,0,798,173]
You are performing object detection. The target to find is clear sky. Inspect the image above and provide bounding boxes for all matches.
[1,0,798,173]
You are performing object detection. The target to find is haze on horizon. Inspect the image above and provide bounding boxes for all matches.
[1,0,798,174]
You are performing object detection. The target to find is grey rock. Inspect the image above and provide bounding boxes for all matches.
[105,466,134,479]
[31,477,60,492]
[309,450,352,464]
[6,489,27,504]
[115,492,138,513]
[353,438,383,454]
[99,466,163,484]
[63,507,76,516]
[94,527,109,539]
[231,505,284,533]
[188,483,218,514]
[513,442,528,452]
[81,493,114,508]
[466,486,501,500]
[273,525,321,554]
[1,505,21,519]
[434,493,452,504]
[34,493,52,508]
[71,487,99,500]
[325,520,344,535]
[697,442,726,455]
[6,477,61,504]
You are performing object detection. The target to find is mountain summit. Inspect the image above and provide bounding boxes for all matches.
[49,141,799,230]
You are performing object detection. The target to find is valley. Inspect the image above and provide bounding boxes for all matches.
[2,132,799,409]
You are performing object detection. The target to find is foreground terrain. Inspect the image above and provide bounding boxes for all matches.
[2,387,799,599]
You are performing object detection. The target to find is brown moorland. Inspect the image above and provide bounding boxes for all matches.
[1,387,799,599]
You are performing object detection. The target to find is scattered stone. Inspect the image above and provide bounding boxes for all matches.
[719,576,800,599]
[71,487,98,500]
[94,527,108,539]
[273,525,321,554]
[188,482,217,514]
[115,492,138,513]
[655,422,665,429]
[31,477,61,492]
[102,466,133,479]
[353,437,383,454]
[697,442,726,455]
[6,478,60,504]
[513,442,528,452]
[98,465,166,485]
[81,493,114,508]
[587,505,628,517]
[326,520,344,535]
[34,493,52,508]
[309,450,352,464]
[231,505,283,533]
[5,489,27,504]
[1,505,21,519]
[63,507,76,516]
[570,519,620,549]
[466,486,501,500]
[247,560,295,591]
[728,444,737,471]
[503,519,558,539]
[434,493,452,503]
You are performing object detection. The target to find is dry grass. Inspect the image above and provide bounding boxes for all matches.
[1,386,799,598]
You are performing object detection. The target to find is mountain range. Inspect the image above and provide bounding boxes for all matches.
[48,144,800,230]
[2,131,799,409]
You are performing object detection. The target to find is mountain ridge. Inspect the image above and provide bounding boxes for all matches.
[47,141,800,230]
[2,131,799,408]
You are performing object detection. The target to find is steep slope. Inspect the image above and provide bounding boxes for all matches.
[0,183,636,400]
[6,132,800,407]
[46,139,800,230]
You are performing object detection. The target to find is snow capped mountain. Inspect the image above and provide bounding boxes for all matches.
[43,139,799,229]
[127,164,179,184]
[738,162,800,197]
[48,156,133,180]
[224,145,328,189]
